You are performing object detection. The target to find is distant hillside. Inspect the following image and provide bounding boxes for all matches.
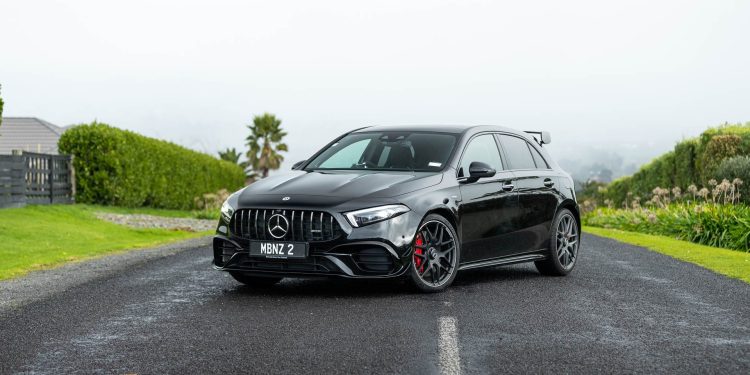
[602,122,750,206]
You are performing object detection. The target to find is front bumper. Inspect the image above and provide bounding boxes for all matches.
[212,210,419,279]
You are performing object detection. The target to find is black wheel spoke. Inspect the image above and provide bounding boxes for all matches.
[439,246,455,257]
[420,263,430,276]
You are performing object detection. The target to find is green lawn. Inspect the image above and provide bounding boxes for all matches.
[584,226,750,284]
[0,205,211,281]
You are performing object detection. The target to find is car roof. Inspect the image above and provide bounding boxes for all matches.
[352,124,525,136]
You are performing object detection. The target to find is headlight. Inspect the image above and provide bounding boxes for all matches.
[220,200,235,222]
[344,204,410,227]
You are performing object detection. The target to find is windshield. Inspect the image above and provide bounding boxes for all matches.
[305,131,458,172]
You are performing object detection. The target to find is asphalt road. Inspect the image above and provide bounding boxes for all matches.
[1,235,749,374]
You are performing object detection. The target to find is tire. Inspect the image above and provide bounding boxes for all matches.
[408,214,461,293]
[535,208,580,276]
[229,272,283,286]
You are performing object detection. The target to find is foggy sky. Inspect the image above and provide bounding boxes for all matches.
[2,0,749,175]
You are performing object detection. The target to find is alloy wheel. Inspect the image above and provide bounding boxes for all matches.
[413,220,457,287]
[556,213,578,270]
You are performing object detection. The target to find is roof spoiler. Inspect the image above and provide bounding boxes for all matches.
[524,131,551,146]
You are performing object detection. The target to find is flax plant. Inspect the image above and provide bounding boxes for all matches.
[583,178,749,251]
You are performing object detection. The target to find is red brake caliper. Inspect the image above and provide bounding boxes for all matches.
[414,233,425,273]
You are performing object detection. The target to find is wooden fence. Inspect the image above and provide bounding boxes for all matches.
[0,151,74,208]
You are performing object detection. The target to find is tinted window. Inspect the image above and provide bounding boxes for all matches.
[307,132,457,171]
[529,145,549,169]
[319,139,370,168]
[500,135,536,170]
[458,134,503,177]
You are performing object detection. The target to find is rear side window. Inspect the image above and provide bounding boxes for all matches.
[529,146,549,169]
[458,134,503,177]
[499,135,536,170]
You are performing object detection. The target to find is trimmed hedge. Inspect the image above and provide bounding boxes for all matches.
[604,122,750,206]
[59,122,245,209]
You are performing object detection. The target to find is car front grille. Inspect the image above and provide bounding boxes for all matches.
[230,209,344,242]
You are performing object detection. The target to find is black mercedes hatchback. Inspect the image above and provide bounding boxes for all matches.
[213,125,580,292]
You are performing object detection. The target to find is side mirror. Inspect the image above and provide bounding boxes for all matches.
[466,161,496,183]
[291,160,306,170]
[540,131,552,145]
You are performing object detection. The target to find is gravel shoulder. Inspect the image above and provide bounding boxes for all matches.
[94,212,216,232]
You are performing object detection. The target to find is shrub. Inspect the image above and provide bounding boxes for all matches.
[584,178,749,251]
[59,122,245,209]
[714,156,750,204]
[699,134,741,182]
[584,204,750,251]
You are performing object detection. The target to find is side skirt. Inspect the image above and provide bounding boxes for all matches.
[458,252,547,271]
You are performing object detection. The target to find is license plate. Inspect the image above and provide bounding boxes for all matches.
[249,241,308,259]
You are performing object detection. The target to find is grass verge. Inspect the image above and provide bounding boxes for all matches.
[584,226,750,284]
[0,205,211,281]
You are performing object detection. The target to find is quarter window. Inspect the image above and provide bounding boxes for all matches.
[499,135,536,170]
[458,134,503,177]
[530,146,549,169]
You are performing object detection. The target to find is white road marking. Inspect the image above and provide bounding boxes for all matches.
[439,316,461,375]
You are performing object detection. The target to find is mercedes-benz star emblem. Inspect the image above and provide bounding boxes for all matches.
[267,214,290,239]
[282,196,290,201]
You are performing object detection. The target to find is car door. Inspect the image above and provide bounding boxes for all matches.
[497,134,559,253]
[457,133,520,262]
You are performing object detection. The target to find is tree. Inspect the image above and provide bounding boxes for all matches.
[245,113,288,178]
[219,147,256,181]
[218,147,243,165]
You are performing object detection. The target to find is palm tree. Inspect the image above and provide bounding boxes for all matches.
[218,148,243,165]
[246,113,288,178]
[219,147,256,182]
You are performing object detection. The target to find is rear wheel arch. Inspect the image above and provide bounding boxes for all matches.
[556,200,580,230]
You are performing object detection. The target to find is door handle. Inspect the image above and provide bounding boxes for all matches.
[543,178,554,188]
[501,182,515,192]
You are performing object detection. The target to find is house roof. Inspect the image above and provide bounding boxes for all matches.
[0,117,66,155]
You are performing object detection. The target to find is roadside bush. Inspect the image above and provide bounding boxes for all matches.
[584,178,749,251]
[584,204,750,251]
[601,122,750,206]
[59,122,245,209]
[714,156,750,204]
[699,134,741,182]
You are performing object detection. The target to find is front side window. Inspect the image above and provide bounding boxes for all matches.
[499,135,536,170]
[306,132,457,172]
[458,134,503,177]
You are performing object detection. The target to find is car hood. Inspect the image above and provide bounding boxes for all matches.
[237,170,442,207]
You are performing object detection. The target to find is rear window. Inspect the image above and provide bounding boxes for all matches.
[499,135,536,170]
